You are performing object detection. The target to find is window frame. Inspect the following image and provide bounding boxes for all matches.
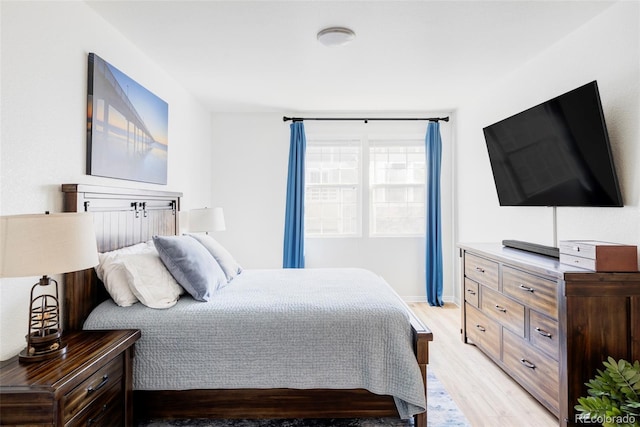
[304,125,428,239]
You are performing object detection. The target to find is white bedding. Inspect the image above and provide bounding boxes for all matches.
[83,267,427,418]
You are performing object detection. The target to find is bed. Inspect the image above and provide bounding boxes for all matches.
[61,184,433,427]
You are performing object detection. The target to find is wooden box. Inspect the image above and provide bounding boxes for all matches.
[559,240,638,272]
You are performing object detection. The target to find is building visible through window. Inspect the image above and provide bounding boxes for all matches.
[305,129,425,238]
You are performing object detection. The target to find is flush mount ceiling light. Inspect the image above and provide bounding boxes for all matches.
[317,27,356,47]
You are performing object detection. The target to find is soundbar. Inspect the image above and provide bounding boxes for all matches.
[502,240,559,259]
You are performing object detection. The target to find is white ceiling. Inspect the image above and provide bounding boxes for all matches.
[86,0,615,113]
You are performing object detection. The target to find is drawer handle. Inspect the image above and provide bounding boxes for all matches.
[87,404,108,425]
[520,358,536,369]
[535,327,553,338]
[87,374,109,395]
[518,284,535,293]
[573,245,580,252]
[494,304,507,313]
[475,324,486,332]
[475,266,485,273]
[467,289,476,296]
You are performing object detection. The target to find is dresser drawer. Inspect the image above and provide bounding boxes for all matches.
[502,266,558,319]
[464,279,479,307]
[63,354,124,423]
[464,253,499,290]
[529,310,559,361]
[465,303,501,361]
[481,287,525,337]
[503,329,559,413]
[65,381,123,427]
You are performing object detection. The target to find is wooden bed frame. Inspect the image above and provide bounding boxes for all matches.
[61,184,433,427]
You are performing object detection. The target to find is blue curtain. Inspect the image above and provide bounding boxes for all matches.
[283,122,306,268]
[425,121,443,306]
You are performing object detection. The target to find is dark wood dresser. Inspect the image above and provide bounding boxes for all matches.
[459,243,639,427]
[0,329,140,426]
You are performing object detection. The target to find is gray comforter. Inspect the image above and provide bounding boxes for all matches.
[83,268,426,418]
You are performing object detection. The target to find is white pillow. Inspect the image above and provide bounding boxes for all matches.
[121,252,184,309]
[96,241,155,281]
[101,257,139,307]
[95,241,156,307]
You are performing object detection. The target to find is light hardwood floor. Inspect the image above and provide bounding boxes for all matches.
[409,302,558,427]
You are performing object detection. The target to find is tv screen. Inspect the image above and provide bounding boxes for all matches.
[483,81,623,207]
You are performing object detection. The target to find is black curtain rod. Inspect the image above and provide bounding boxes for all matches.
[283,116,449,123]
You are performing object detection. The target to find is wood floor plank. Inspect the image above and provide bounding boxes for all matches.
[409,303,558,427]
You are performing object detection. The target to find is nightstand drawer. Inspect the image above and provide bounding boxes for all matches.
[65,381,123,427]
[63,354,124,423]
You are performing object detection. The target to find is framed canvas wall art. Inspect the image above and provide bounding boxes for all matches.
[87,53,168,184]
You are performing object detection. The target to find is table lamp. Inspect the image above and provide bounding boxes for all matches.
[0,212,98,362]
[189,207,226,234]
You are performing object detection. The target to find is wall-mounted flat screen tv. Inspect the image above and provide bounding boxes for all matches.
[483,81,623,207]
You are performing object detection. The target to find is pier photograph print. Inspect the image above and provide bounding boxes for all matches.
[87,53,168,184]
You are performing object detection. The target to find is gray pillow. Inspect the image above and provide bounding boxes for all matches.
[153,235,227,301]
[188,234,242,282]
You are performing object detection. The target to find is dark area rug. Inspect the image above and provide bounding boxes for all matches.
[137,370,469,426]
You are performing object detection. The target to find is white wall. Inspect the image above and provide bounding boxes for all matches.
[0,1,214,360]
[455,1,640,296]
[210,113,455,301]
[210,113,290,269]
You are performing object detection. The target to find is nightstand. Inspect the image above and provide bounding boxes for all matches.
[0,329,140,426]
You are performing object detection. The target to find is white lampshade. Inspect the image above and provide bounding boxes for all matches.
[189,207,226,233]
[0,212,99,278]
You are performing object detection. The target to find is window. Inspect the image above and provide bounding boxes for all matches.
[305,128,426,238]
[370,141,425,236]
[305,140,360,236]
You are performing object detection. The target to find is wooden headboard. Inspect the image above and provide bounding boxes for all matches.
[61,184,182,331]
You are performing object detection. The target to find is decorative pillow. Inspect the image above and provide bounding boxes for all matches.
[153,235,227,301]
[187,234,242,282]
[121,252,183,309]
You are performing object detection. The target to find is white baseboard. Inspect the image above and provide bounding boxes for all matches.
[402,295,458,303]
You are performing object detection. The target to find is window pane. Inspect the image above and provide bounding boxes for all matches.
[305,142,360,237]
[370,143,425,236]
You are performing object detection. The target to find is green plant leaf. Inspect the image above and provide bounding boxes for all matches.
[578,357,640,426]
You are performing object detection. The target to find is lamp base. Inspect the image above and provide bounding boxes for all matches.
[19,342,67,363]
[19,329,67,363]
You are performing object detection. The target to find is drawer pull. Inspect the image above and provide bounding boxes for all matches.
[87,404,108,425]
[475,266,485,273]
[475,324,486,332]
[494,304,507,313]
[467,289,476,295]
[518,284,535,293]
[87,374,109,395]
[573,245,580,252]
[520,359,536,369]
[535,327,553,338]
